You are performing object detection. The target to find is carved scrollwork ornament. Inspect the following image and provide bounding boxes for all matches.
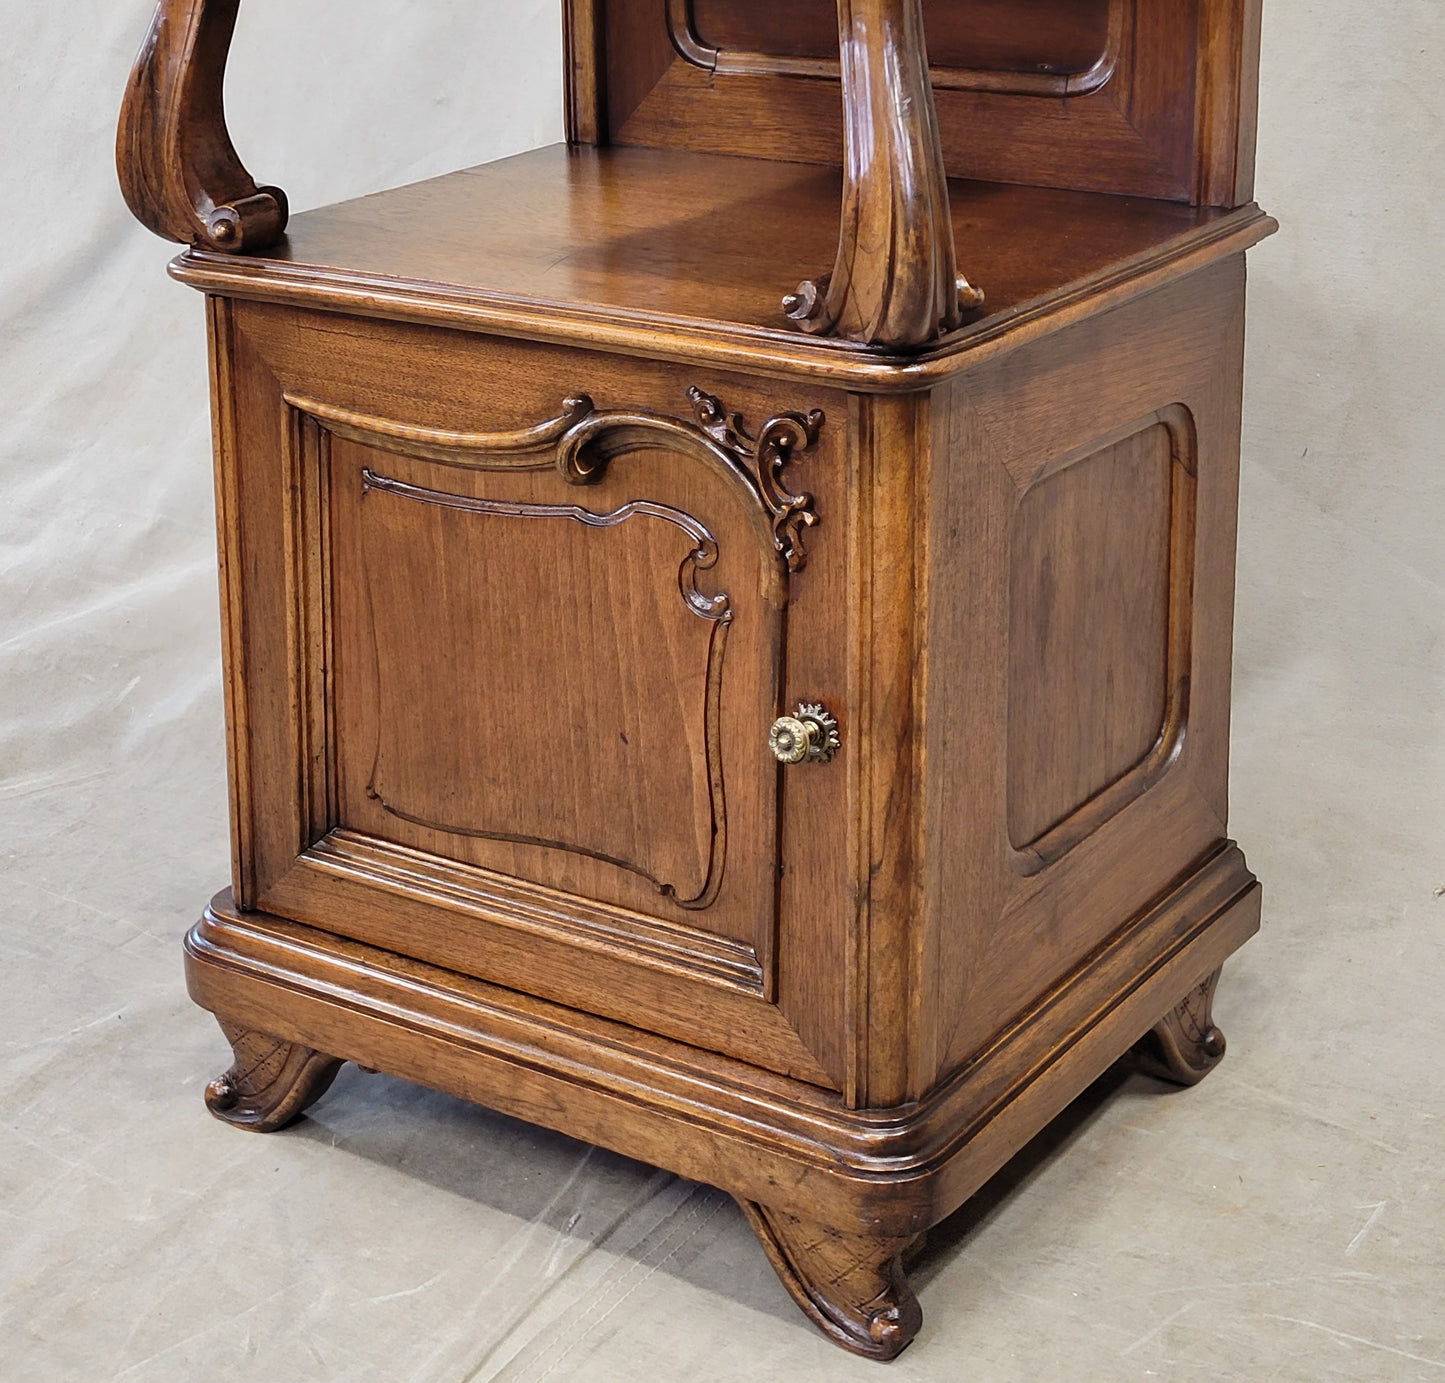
[784,273,986,340]
[685,387,824,571]
[555,388,825,575]
[287,385,824,604]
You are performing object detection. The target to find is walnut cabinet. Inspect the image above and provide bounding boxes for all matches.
[118,0,1273,1359]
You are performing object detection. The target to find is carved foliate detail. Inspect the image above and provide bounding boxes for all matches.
[289,388,824,578]
[204,1021,343,1132]
[739,1200,923,1359]
[556,389,824,575]
[685,387,823,571]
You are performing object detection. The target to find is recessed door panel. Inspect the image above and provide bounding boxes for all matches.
[323,417,789,963]
[355,469,733,912]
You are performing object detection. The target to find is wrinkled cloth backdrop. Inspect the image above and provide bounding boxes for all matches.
[2,3,1442,1381]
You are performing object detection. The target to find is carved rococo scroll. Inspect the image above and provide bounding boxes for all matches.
[117,0,288,253]
[287,387,824,603]
[558,388,825,580]
[783,0,984,348]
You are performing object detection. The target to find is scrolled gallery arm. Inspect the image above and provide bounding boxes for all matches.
[116,0,287,253]
[783,0,984,349]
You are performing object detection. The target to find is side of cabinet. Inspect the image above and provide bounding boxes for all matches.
[914,256,1259,1100]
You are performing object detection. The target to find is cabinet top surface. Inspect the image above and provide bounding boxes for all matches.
[172,145,1273,388]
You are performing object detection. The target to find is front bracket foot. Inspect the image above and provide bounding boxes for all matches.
[204,1019,344,1132]
[738,1200,923,1359]
[1132,967,1228,1086]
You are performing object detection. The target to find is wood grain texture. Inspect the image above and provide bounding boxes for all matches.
[850,392,931,1107]
[117,0,287,252]
[1195,0,1266,205]
[562,0,607,145]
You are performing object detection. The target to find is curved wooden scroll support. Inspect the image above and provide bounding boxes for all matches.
[739,1200,923,1359]
[117,0,288,252]
[1132,967,1228,1086]
[204,1020,343,1132]
[783,0,983,349]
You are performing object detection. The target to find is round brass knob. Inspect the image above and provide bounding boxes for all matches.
[769,703,840,765]
[769,716,811,764]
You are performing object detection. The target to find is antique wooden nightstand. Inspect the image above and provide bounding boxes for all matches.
[118,0,1272,1358]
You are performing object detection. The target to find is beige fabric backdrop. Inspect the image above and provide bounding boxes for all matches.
[2,4,1441,1380]
[1,1,563,792]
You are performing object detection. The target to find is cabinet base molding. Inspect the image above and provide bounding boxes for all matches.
[186,843,1257,1257]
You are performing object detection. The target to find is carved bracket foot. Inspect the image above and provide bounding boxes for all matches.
[1132,967,1227,1086]
[204,1020,344,1132]
[738,1200,923,1359]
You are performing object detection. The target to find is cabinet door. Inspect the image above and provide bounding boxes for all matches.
[213,302,853,1089]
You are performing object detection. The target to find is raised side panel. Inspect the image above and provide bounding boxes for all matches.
[923,256,1248,1088]
[1007,410,1196,867]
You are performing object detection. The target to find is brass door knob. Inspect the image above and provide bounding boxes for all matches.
[769,703,840,765]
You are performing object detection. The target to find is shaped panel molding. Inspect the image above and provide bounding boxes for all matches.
[671,0,1124,97]
[288,387,827,587]
[359,470,733,910]
[1007,406,1198,874]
